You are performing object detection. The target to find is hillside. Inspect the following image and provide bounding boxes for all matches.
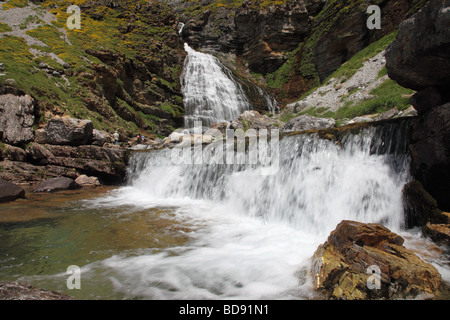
[1,0,185,140]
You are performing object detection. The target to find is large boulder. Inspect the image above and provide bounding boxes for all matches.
[0,93,35,146]
[32,177,80,193]
[0,178,25,203]
[45,117,93,146]
[311,220,441,300]
[282,115,335,133]
[385,0,450,92]
[409,103,450,211]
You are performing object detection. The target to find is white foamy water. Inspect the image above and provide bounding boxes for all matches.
[181,43,250,128]
[79,121,433,300]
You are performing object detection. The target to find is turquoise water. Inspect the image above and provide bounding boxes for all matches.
[0,187,192,300]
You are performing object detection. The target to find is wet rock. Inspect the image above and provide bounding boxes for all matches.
[385,0,450,92]
[0,178,25,203]
[45,117,93,146]
[402,180,447,228]
[282,115,335,133]
[409,103,450,211]
[32,177,80,193]
[0,281,73,300]
[311,220,441,300]
[423,223,450,248]
[0,93,35,146]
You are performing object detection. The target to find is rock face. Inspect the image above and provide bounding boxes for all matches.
[0,93,35,146]
[281,115,335,133]
[385,0,450,92]
[409,103,450,211]
[45,117,94,146]
[402,180,447,228]
[386,0,450,212]
[32,177,80,193]
[311,220,442,300]
[0,178,25,203]
[0,282,73,300]
[180,1,325,74]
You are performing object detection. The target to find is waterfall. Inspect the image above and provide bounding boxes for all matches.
[126,120,411,234]
[88,119,412,299]
[181,43,251,127]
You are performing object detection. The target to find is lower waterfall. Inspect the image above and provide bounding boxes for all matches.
[85,120,416,299]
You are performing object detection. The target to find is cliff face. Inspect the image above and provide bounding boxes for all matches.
[176,0,430,104]
[179,0,325,74]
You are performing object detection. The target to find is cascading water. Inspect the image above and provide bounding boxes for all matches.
[83,120,415,299]
[181,43,251,127]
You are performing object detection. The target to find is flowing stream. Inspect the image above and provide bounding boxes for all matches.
[1,48,449,300]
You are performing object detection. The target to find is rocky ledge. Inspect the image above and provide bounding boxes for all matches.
[0,282,73,300]
[311,220,442,300]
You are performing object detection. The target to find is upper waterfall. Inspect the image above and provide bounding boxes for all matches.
[180,43,251,128]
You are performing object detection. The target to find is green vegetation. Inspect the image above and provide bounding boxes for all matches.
[0,0,184,138]
[333,79,414,120]
[0,23,12,32]
[1,0,29,10]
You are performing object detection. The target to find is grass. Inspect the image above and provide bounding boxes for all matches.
[331,79,414,121]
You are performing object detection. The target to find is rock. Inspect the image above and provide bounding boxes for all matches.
[34,128,47,144]
[0,144,27,162]
[0,93,35,146]
[45,117,93,146]
[347,116,374,124]
[402,180,447,229]
[374,108,399,121]
[0,178,25,203]
[32,177,80,193]
[4,79,16,86]
[237,110,283,131]
[75,174,100,187]
[52,71,61,77]
[26,143,55,165]
[401,106,418,117]
[423,223,450,247]
[0,282,73,300]
[409,87,445,115]
[409,103,450,211]
[282,115,335,133]
[0,63,4,72]
[38,62,48,69]
[311,220,442,300]
[385,0,450,93]
[92,129,109,146]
